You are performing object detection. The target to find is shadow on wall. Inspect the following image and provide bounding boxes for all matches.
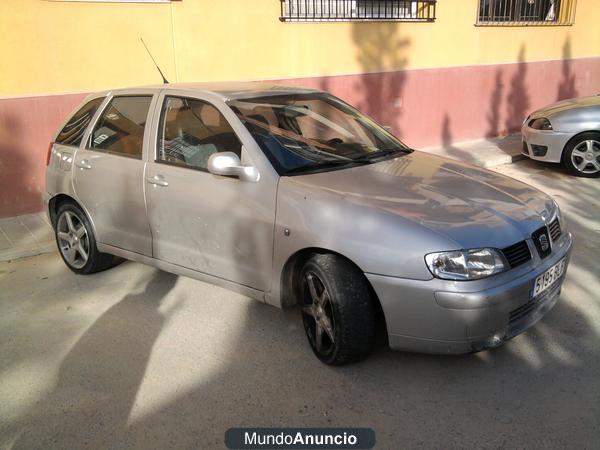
[351,22,410,137]
[0,94,85,218]
[505,45,530,134]
[479,38,581,145]
[486,69,505,138]
[557,37,578,101]
[0,114,38,218]
[441,113,479,164]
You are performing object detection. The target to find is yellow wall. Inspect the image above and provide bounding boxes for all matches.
[1,0,599,97]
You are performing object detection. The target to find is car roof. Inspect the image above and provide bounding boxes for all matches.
[100,81,322,101]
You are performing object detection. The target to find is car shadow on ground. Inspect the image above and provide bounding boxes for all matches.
[3,234,599,449]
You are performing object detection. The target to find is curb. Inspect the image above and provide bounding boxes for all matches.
[0,243,56,263]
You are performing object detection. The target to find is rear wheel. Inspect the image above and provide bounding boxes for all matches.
[562,132,600,178]
[299,254,375,365]
[55,203,120,274]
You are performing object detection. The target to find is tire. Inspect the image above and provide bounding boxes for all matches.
[299,254,375,365]
[562,132,600,178]
[54,202,120,274]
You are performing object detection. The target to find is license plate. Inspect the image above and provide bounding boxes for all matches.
[533,258,566,298]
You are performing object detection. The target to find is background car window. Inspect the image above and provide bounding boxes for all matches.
[55,97,104,147]
[157,96,242,170]
[90,96,152,159]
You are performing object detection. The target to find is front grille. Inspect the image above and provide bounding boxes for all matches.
[501,240,531,268]
[509,298,538,326]
[548,218,561,242]
[508,282,561,330]
[532,226,552,259]
[531,144,548,157]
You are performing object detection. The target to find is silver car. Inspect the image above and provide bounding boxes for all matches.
[45,83,572,364]
[521,95,600,177]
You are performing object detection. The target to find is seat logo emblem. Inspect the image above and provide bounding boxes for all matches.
[539,234,549,252]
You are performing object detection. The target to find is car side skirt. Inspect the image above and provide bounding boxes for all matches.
[97,243,266,304]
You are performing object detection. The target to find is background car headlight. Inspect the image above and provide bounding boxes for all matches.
[425,249,507,281]
[528,117,553,130]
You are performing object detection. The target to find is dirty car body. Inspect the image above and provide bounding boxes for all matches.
[45,83,572,363]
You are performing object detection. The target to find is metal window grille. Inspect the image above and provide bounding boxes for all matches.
[477,0,576,26]
[280,0,437,22]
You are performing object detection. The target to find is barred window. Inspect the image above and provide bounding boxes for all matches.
[279,0,437,22]
[477,0,576,26]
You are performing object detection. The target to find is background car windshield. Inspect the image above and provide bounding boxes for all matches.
[228,93,409,174]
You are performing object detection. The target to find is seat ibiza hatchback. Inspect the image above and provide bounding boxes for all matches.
[46,83,572,364]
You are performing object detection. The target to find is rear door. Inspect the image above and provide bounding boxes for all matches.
[72,92,157,255]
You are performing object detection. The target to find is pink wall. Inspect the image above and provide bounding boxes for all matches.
[0,93,86,217]
[279,57,600,148]
[0,57,598,217]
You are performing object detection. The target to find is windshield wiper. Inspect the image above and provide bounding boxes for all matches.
[351,147,413,163]
[283,159,368,175]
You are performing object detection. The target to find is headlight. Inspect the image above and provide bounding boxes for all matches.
[528,117,553,130]
[425,248,507,281]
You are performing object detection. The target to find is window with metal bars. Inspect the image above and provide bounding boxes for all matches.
[279,0,437,22]
[477,0,576,26]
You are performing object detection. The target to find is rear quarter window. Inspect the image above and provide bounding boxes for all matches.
[90,96,153,159]
[55,97,105,147]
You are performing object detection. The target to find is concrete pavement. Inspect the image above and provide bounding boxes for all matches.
[0,159,599,449]
[0,213,54,262]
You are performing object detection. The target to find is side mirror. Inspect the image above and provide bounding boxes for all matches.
[207,152,260,182]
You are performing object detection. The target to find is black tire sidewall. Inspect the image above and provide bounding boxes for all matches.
[300,254,375,365]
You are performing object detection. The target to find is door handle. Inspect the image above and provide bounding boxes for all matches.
[146,175,169,187]
[75,159,92,170]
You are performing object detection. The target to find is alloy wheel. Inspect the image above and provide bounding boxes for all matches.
[57,211,90,269]
[571,140,600,174]
[301,271,336,356]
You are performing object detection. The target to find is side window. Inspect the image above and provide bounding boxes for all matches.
[55,97,104,147]
[157,96,242,170]
[90,96,152,159]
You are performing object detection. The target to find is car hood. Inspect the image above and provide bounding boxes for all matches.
[530,94,600,119]
[287,152,556,249]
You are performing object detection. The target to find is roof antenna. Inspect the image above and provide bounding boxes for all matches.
[140,38,169,84]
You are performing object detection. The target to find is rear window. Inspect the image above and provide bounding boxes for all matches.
[90,96,153,159]
[55,97,104,147]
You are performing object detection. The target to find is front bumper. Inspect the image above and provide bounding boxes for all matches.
[42,191,52,225]
[366,231,573,354]
[521,124,571,163]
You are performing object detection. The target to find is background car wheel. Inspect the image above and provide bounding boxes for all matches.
[299,254,375,365]
[562,132,600,178]
[55,203,120,274]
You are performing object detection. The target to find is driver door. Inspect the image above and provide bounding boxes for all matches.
[144,92,276,291]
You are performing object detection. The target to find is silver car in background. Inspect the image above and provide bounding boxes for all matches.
[45,83,572,364]
[522,95,600,177]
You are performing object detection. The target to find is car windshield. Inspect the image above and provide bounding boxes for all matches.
[227,93,412,175]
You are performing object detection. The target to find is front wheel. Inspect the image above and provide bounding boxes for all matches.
[55,203,120,274]
[562,132,600,178]
[299,254,375,365]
